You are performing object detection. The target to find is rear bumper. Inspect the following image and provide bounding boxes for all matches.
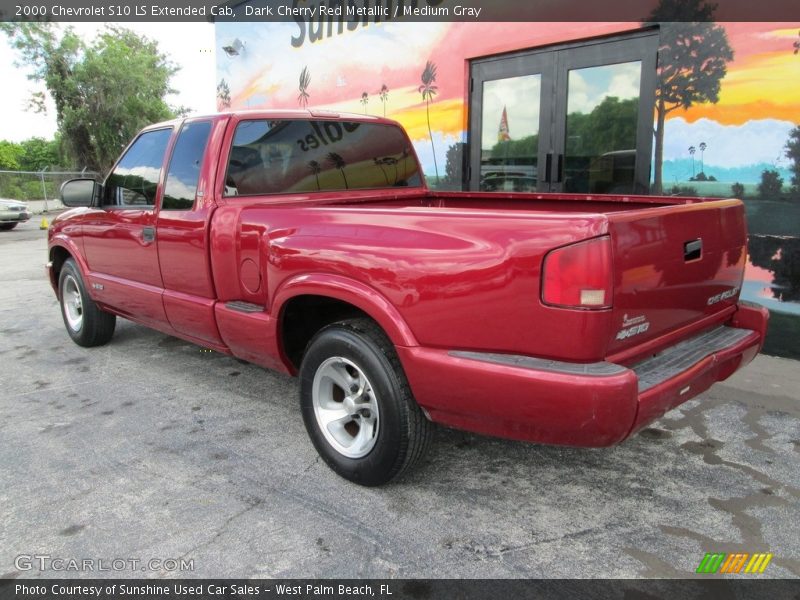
[398,303,768,447]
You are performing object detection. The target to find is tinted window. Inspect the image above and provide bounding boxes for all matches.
[163,121,212,210]
[104,128,172,208]
[224,120,421,196]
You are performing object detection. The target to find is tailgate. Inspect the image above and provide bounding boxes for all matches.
[607,199,747,356]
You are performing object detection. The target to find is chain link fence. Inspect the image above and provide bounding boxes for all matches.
[0,169,101,211]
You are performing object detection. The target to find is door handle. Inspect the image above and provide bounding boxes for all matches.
[142,226,156,244]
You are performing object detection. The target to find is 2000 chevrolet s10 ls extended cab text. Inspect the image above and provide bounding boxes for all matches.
[49,111,768,485]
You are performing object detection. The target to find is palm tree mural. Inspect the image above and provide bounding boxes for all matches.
[419,60,440,182]
[298,66,311,108]
[327,152,348,189]
[361,92,369,114]
[699,142,707,174]
[688,145,696,177]
[373,158,390,185]
[383,156,399,184]
[308,160,322,190]
[216,79,231,110]
[379,84,389,117]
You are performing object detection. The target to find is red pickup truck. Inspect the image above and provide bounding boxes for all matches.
[49,111,768,485]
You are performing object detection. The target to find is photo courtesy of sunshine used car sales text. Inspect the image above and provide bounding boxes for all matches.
[1,0,799,597]
[11,583,391,597]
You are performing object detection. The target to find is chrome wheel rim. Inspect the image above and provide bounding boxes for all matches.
[62,274,83,332]
[312,356,380,458]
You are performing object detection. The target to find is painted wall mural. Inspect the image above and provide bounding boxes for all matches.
[215,17,800,357]
[216,20,799,186]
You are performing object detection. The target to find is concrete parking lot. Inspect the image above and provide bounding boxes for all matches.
[1,218,799,579]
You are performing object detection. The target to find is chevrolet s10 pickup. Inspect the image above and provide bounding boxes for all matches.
[49,111,769,485]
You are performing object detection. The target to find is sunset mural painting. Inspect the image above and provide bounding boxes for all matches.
[216,15,800,357]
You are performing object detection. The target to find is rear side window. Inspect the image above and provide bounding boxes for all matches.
[224,120,421,196]
[162,121,213,210]
[104,128,172,208]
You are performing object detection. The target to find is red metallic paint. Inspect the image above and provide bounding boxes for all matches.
[47,111,768,449]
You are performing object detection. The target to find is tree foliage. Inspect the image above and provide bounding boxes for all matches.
[645,0,734,193]
[0,141,22,170]
[758,169,784,200]
[0,137,60,171]
[1,23,182,173]
[786,125,800,194]
[567,96,638,157]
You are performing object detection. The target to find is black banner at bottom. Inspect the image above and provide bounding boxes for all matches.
[2,579,800,600]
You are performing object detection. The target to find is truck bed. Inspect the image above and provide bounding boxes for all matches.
[218,188,746,365]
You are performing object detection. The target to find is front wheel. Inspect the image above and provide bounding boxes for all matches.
[299,318,432,486]
[0,222,18,231]
[59,259,116,347]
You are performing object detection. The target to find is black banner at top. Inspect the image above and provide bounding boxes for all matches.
[1,0,799,23]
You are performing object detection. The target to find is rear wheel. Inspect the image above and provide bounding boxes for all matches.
[58,259,116,347]
[299,318,432,486]
[0,222,18,231]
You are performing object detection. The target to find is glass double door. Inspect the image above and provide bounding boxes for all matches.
[469,32,657,194]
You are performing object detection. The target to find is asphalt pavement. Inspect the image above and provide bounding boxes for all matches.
[1,219,798,579]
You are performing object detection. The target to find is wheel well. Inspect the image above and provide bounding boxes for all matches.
[280,295,371,370]
[49,246,72,292]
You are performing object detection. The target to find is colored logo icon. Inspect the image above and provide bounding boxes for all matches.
[696,552,773,574]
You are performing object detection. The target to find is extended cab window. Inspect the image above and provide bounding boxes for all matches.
[162,121,212,210]
[103,128,172,208]
[224,120,421,196]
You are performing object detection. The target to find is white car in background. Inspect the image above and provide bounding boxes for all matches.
[0,199,31,230]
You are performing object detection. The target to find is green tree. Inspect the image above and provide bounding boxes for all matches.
[419,60,439,182]
[443,142,466,188]
[645,0,734,194]
[565,96,638,158]
[0,140,23,170]
[18,137,60,170]
[490,135,539,160]
[758,169,784,200]
[2,23,181,173]
[786,125,800,194]
[731,182,745,198]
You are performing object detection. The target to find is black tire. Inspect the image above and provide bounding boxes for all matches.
[58,258,116,347]
[299,318,432,486]
[0,222,17,231]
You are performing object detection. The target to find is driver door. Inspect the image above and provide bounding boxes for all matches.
[81,127,173,328]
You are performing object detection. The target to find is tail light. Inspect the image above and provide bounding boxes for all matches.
[542,236,613,309]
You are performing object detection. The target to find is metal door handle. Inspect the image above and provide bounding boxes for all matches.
[142,226,155,244]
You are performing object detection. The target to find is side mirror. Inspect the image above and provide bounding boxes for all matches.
[60,178,101,207]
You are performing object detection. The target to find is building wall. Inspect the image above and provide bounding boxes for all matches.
[215,20,800,357]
